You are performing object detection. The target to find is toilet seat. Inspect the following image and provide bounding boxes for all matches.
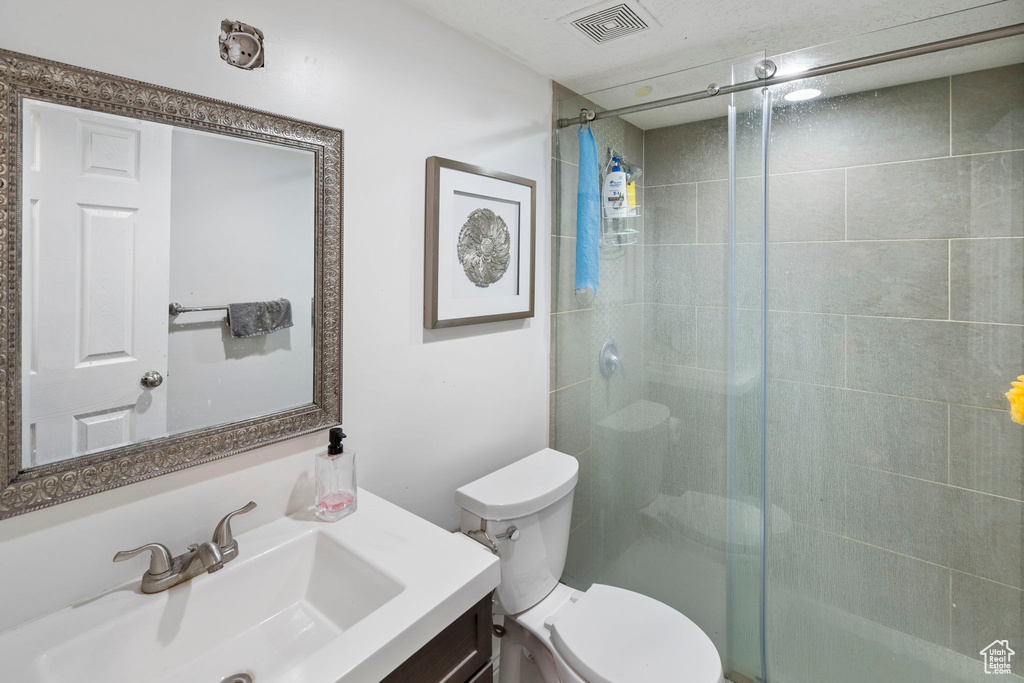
[546,584,723,683]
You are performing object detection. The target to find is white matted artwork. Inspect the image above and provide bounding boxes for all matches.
[425,157,536,328]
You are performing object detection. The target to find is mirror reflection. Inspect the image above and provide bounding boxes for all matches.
[21,99,315,469]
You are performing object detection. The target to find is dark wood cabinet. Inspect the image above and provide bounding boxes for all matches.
[383,595,493,683]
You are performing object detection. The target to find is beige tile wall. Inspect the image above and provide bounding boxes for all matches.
[639,64,1024,681]
[551,63,1023,682]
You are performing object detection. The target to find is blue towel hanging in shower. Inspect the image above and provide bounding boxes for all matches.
[575,125,600,305]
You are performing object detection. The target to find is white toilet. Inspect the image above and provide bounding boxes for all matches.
[456,448,725,683]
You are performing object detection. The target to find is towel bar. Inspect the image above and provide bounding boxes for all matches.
[168,303,229,316]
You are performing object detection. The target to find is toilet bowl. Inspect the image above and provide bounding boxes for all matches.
[455,448,724,683]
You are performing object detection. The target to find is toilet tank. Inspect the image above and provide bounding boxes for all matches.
[455,449,578,614]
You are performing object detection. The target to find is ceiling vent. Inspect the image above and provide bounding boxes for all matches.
[560,2,659,45]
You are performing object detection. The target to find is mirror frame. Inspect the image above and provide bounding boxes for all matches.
[0,49,343,519]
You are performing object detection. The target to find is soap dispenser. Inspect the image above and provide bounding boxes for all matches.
[315,427,357,521]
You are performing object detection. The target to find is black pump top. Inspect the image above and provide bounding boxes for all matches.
[328,427,346,455]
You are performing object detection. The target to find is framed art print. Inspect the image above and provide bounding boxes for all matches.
[424,156,536,329]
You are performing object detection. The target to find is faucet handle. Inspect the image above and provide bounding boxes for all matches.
[212,501,257,551]
[113,542,174,576]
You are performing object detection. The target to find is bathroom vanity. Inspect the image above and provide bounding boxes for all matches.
[383,595,493,683]
[0,490,499,682]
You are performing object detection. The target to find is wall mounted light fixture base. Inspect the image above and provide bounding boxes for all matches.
[219,20,265,70]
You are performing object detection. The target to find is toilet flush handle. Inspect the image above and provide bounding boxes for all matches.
[496,525,520,542]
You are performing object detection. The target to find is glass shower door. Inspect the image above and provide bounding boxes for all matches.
[553,50,770,683]
[554,6,1024,682]
[725,75,768,683]
[762,10,1024,681]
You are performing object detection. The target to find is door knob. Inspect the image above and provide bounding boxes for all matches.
[141,371,163,388]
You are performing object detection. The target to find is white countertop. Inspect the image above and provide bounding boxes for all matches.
[0,489,500,683]
[273,491,500,682]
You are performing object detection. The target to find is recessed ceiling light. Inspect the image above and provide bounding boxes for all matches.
[784,88,821,102]
[635,85,653,97]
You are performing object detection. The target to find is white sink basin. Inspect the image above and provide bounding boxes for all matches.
[0,491,498,683]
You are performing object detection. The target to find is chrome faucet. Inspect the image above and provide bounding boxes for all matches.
[113,501,257,594]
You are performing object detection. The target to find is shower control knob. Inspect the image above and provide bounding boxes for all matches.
[141,371,163,388]
[496,525,520,542]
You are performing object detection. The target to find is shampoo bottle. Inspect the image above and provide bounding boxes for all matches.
[315,427,357,521]
[603,157,628,218]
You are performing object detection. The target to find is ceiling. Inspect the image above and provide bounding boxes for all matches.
[400,0,1024,128]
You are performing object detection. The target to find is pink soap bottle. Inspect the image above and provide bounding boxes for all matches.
[315,427,357,522]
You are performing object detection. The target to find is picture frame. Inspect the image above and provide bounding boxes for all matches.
[424,156,536,329]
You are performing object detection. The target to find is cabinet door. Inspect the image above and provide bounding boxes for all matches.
[467,661,494,682]
[383,595,492,683]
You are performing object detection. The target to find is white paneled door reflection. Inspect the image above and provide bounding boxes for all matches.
[22,100,171,467]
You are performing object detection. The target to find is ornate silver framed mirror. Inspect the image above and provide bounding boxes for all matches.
[0,49,343,518]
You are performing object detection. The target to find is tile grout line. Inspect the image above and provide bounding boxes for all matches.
[634,304,1024,328]
[793,518,1024,593]
[807,311,1022,327]
[647,301,1013,320]
[948,239,952,321]
[948,570,953,650]
[947,402,952,485]
[949,76,953,158]
[950,566,1024,593]
[843,315,848,388]
[642,366,1012,412]
[694,304,700,366]
[844,167,849,241]
[693,182,699,244]
[847,461,1024,504]
[641,146,1024,188]
[642,235,1024,247]
[641,127,647,377]
[554,377,591,392]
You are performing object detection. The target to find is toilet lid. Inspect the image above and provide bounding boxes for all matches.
[549,584,723,683]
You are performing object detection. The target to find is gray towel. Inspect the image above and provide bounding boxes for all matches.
[227,298,293,338]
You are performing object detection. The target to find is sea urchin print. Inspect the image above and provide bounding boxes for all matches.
[457,208,512,287]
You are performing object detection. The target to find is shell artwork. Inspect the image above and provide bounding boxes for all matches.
[457,208,512,287]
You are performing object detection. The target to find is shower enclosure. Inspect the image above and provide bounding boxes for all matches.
[550,3,1024,681]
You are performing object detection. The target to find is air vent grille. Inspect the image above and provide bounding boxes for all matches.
[571,4,649,44]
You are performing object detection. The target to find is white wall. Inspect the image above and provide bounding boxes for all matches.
[0,0,550,630]
[168,128,315,433]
